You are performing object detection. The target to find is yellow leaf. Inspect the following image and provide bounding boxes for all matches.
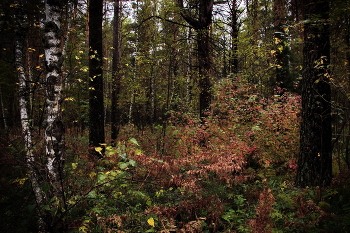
[147,217,155,227]
[12,177,28,185]
[135,149,142,155]
[71,163,78,169]
[89,172,96,178]
[95,147,103,154]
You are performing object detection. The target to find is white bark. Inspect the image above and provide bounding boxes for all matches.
[16,34,44,204]
[44,0,65,200]
[14,2,46,230]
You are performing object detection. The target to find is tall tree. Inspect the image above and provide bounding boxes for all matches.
[111,0,121,145]
[296,0,332,187]
[177,0,214,119]
[44,0,67,230]
[14,1,46,230]
[89,0,105,156]
[273,0,291,91]
[229,0,240,74]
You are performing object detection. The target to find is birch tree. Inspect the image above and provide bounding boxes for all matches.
[14,0,46,231]
[43,0,66,230]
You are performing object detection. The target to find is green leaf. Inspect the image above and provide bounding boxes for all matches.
[119,153,127,159]
[106,147,117,156]
[146,199,152,206]
[97,173,107,182]
[146,229,156,232]
[172,129,179,135]
[119,162,129,169]
[130,138,139,146]
[42,205,51,211]
[129,159,137,167]
[87,190,97,198]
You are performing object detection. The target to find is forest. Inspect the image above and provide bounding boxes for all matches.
[0,0,350,232]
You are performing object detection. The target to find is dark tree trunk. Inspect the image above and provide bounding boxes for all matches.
[296,0,332,187]
[89,0,105,156]
[197,29,211,118]
[177,0,213,118]
[230,0,239,74]
[273,0,291,91]
[111,0,121,146]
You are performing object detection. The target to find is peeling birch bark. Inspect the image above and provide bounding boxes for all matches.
[14,1,46,231]
[44,0,66,223]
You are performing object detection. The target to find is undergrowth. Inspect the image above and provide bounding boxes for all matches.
[1,79,350,232]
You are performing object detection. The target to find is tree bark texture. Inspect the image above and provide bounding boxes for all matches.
[296,0,332,187]
[197,28,211,118]
[43,0,67,230]
[14,1,46,231]
[89,0,105,155]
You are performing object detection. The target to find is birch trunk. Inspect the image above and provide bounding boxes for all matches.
[14,1,46,230]
[43,0,66,229]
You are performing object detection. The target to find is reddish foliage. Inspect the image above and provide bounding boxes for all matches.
[98,77,301,231]
[249,180,275,233]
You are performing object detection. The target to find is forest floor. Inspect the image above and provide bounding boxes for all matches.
[1,126,350,233]
[1,81,350,232]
